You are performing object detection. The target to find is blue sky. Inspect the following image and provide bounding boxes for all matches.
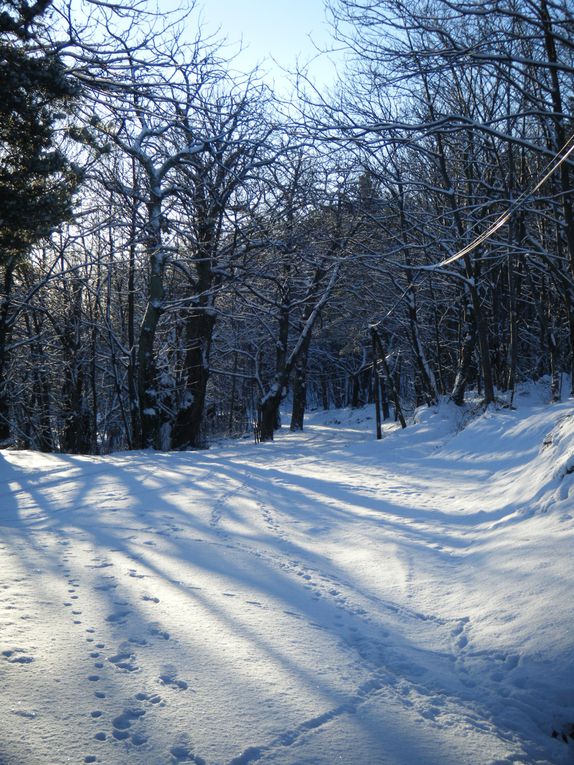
[197,0,340,88]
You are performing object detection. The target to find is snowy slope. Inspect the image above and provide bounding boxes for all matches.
[1,387,573,765]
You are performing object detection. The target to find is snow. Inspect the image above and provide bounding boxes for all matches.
[1,386,574,765]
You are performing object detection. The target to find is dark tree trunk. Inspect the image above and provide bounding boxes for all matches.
[290,367,307,432]
[379,370,391,421]
[372,326,406,428]
[406,282,438,406]
[0,258,15,443]
[351,373,361,408]
[258,390,282,442]
[172,311,216,449]
[451,320,477,406]
[137,195,166,449]
[59,283,91,454]
[467,267,495,406]
[60,369,91,453]
[372,328,382,439]
[127,160,141,449]
[320,373,329,410]
[290,330,312,432]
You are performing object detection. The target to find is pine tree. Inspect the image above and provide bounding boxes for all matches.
[0,1,80,443]
[0,0,80,262]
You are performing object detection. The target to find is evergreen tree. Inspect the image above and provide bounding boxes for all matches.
[0,0,80,443]
[0,0,80,263]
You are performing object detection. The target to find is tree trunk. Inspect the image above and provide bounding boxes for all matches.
[137,195,166,449]
[258,389,282,442]
[290,364,307,432]
[172,311,216,449]
[406,283,439,406]
[0,258,15,443]
[127,159,141,448]
[451,297,477,406]
[372,326,406,428]
[290,330,312,431]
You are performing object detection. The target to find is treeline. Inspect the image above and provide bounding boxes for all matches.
[1,0,574,453]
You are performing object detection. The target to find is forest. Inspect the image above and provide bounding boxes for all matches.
[2,0,574,453]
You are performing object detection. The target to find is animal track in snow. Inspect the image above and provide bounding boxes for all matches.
[108,644,139,672]
[88,558,113,569]
[94,579,118,592]
[105,609,131,624]
[11,708,38,719]
[149,623,170,640]
[112,706,146,730]
[128,636,148,646]
[3,648,34,664]
[159,664,189,690]
[169,738,205,764]
[135,691,163,705]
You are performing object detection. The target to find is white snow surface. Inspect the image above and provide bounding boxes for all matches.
[1,386,574,765]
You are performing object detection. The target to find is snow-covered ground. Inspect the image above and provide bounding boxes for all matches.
[1,386,574,765]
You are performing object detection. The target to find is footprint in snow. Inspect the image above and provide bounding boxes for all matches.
[159,665,189,690]
[170,744,192,762]
[149,623,170,640]
[112,706,145,731]
[94,580,118,592]
[11,708,38,719]
[105,610,131,624]
[109,707,148,742]
[170,739,205,764]
[108,645,139,673]
[88,560,114,569]
[135,691,163,705]
[142,594,160,604]
[3,648,34,664]
[128,636,148,646]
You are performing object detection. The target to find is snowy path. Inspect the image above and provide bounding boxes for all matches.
[1,396,574,765]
